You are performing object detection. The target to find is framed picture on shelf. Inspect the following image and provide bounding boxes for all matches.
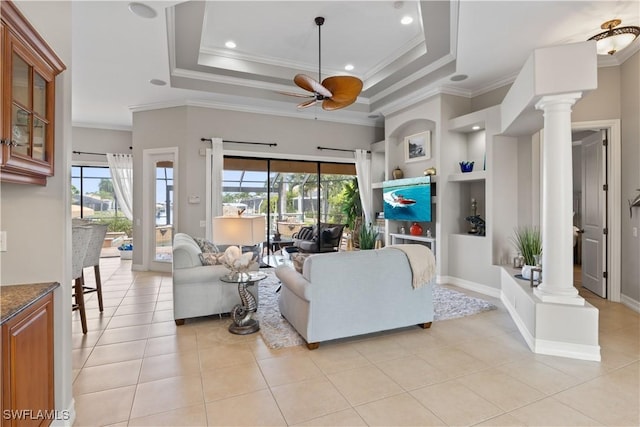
[404,131,431,163]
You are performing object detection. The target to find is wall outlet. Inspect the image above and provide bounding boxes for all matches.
[0,231,6,252]
[633,227,638,238]
[199,220,206,228]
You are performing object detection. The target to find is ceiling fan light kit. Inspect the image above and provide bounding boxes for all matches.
[285,16,363,111]
[588,19,640,55]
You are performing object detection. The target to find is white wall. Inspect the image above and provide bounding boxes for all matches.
[72,127,132,164]
[132,105,382,268]
[0,0,73,422]
[569,54,639,305]
[619,51,640,303]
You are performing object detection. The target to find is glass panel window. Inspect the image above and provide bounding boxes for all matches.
[155,163,174,262]
[12,52,29,107]
[33,72,46,116]
[11,105,30,156]
[71,165,132,257]
[32,118,45,161]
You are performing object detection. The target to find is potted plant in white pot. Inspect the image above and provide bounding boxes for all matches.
[511,226,542,280]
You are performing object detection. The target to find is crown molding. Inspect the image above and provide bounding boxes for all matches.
[72,122,133,132]
[369,53,457,105]
[470,72,519,98]
[129,98,381,128]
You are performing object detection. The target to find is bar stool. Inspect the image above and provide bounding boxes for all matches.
[72,226,92,334]
[81,224,108,311]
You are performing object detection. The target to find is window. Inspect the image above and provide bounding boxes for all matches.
[71,165,132,243]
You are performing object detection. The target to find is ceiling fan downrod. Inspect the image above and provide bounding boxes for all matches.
[315,16,324,85]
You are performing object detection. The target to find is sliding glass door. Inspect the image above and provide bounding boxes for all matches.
[220,157,356,254]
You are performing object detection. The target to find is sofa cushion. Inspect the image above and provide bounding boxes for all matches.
[193,237,218,253]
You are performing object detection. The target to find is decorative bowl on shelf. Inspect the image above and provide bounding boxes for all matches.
[459,161,474,173]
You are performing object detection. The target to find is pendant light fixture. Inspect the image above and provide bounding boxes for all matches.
[588,19,640,55]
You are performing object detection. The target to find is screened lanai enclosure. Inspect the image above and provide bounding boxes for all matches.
[222,157,356,246]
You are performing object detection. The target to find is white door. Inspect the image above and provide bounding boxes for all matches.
[581,130,607,297]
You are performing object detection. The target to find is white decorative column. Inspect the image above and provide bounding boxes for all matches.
[534,93,585,305]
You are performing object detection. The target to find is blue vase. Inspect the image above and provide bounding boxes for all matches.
[459,161,474,173]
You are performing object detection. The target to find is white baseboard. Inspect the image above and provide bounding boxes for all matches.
[132,263,146,271]
[534,339,601,361]
[500,292,535,351]
[621,293,640,313]
[439,275,501,299]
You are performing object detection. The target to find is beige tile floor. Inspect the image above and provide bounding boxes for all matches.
[72,258,639,426]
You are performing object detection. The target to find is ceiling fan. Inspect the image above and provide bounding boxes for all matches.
[282,16,363,111]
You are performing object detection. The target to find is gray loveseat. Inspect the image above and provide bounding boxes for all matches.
[172,233,258,325]
[275,247,434,349]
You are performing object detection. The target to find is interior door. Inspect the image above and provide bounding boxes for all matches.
[581,130,606,297]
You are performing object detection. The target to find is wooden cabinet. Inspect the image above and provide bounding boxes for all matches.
[1,290,55,427]
[0,0,65,185]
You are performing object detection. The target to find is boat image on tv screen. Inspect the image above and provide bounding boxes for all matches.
[383,176,432,222]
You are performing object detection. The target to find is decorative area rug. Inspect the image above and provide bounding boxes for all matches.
[255,271,497,349]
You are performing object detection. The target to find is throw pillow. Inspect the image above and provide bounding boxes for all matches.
[322,226,340,243]
[193,237,218,253]
[199,252,222,266]
[292,253,312,273]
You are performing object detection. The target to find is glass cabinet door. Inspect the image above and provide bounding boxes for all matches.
[1,0,65,185]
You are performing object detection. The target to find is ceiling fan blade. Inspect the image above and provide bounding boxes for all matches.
[277,91,315,99]
[322,76,363,103]
[297,99,318,109]
[322,98,356,111]
[294,74,332,98]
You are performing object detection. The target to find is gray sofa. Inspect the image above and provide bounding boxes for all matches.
[172,233,258,325]
[275,247,434,349]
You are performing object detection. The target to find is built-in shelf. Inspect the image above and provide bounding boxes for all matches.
[451,232,486,238]
[389,233,436,257]
[448,171,486,182]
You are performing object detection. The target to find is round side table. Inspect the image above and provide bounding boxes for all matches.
[220,271,267,335]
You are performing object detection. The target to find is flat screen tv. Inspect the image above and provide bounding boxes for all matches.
[383,176,432,222]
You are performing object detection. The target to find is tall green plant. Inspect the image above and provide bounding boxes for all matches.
[358,223,378,250]
[511,226,542,266]
[340,178,362,230]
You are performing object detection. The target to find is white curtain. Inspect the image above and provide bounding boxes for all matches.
[106,153,133,220]
[354,149,373,225]
[205,138,224,240]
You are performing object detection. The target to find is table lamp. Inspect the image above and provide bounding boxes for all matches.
[212,215,266,278]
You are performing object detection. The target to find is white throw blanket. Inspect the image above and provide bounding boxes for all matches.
[387,244,436,289]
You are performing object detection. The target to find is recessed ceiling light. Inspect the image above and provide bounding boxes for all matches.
[401,16,413,25]
[128,2,156,19]
[344,64,354,71]
[472,125,481,130]
[225,41,237,49]
[149,79,166,86]
[450,74,468,82]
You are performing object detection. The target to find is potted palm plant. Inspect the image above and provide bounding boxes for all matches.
[358,223,378,250]
[511,226,542,280]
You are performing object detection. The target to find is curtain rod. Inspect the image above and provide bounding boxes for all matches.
[200,138,277,147]
[73,150,105,156]
[73,148,132,156]
[316,146,371,153]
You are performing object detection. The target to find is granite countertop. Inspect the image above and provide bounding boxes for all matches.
[0,282,60,325]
